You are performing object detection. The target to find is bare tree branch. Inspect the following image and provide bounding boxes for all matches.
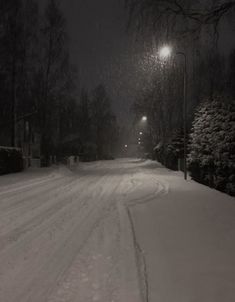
[125,0,235,34]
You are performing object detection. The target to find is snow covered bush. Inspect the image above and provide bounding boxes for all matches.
[0,147,24,175]
[154,142,165,165]
[188,96,235,196]
[165,131,184,170]
[154,130,184,171]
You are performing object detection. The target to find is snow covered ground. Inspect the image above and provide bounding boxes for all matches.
[0,159,234,302]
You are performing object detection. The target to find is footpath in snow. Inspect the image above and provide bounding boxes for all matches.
[127,161,235,302]
[0,159,234,302]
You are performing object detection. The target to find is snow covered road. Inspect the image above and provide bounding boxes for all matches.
[0,159,234,302]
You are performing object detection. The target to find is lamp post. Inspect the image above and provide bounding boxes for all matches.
[159,46,188,180]
[177,52,187,180]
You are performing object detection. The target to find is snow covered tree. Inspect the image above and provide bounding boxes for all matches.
[154,129,184,170]
[188,96,235,195]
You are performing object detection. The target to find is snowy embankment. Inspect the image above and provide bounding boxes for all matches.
[0,159,234,302]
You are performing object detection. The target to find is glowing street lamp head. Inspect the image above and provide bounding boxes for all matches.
[159,46,172,59]
[142,116,147,121]
[139,132,143,135]
[124,144,128,148]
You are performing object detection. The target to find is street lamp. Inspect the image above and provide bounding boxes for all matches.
[159,45,188,180]
[142,116,147,121]
[159,46,172,59]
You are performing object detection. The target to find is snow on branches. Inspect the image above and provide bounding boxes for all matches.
[188,96,235,195]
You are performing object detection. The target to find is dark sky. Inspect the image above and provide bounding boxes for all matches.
[60,0,149,124]
[43,0,235,125]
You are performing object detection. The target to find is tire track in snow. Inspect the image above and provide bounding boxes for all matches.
[0,159,170,302]
[0,176,72,215]
[115,173,150,302]
[0,174,95,237]
[127,177,168,207]
[0,173,105,255]
[126,205,149,302]
[120,170,170,302]
[15,173,125,302]
[48,177,143,302]
[0,173,63,196]
[0,170,125,302]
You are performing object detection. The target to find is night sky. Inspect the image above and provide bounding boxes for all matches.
[60,0,151,124]
[48,0,235,125]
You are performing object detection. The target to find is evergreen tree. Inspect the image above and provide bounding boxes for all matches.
[188,96,235,195]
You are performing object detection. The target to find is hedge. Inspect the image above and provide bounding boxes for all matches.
[0,146,24,175]
[154,130,184,171]
[188,97,235,196]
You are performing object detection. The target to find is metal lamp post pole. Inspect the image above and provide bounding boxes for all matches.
[159,46,188,180]
[177,52,187,180]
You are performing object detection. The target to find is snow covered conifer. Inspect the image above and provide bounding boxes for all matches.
[188,96,235,195]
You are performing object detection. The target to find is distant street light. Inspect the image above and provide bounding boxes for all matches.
[139,132,143,135]
[142,116,147,121]
[124,144,128,148]
[159,45,188,180]
[159,46,172,59]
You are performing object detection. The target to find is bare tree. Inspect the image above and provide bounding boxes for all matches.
[0,0,39,146]
[78,88,91,145]
[132,60,183,146]
[125,0,235,37]
[91,85,118,159]
[39,0,71,163]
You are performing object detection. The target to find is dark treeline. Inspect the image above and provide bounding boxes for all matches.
[125,0,235,195]
[0,0,118,166]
